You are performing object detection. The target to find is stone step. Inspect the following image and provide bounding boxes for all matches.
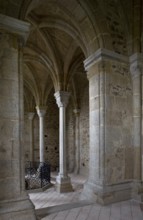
[36,200,95,219]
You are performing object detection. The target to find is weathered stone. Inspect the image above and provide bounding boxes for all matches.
[0,15,36,220]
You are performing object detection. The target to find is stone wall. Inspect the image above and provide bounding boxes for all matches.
[24,115,30,160]
[45,92,59,170]
[24,91,59,171]
[24,86,90,175]
[24,114,39,162]
[105,0,127,55]
[66,82,89,176]
[67,101,75,172]
[79,84,89,176]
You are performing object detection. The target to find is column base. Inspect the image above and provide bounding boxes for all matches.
[74,167,79,175]
[132,180,143,202]
[0,195,37,220]
[81,180,133,205]
[55,175,73,193]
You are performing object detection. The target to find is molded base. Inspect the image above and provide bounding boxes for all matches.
[0,196,37,220]
[55,175,73,193]
[81,181,133,205]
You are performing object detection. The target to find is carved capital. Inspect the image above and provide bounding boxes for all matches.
[84,48,128,71]
[36,106,47,117]
[0,13,30,44]
[27,112,35,120]
[54,91,70,108]
[73,109,80,117]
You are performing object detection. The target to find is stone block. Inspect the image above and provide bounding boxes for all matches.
[0,196,36,220]
[0,177,20,200]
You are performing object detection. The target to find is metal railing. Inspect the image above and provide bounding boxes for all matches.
[25,161,51,190]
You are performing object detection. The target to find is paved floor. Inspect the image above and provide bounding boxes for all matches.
[29,173,85,209]
[29,173,143,220]
[41,201,143,220]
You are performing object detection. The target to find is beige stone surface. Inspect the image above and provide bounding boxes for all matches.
[0,0,143,218]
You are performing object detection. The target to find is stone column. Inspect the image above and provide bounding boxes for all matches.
[130,54,142,180]
[54,91,73,192]
[73,109,80,174]
[28,112,35,162]
[36,106,47,163]
[0,14,36,219]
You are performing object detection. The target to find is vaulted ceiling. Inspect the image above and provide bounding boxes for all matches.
[0,0,141,111]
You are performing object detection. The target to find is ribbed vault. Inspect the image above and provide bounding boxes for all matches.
[0,0,134,110]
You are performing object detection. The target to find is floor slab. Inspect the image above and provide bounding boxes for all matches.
[29,173,143,220]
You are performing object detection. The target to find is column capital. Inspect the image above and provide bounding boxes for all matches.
[0,14,31,44]
[84,49,129,80]
[73,109,80,117]
[54,91,70,108]
[27,112,35,120]
[36,106,47,117]
[84,48,128,71]
[130,53,143,78]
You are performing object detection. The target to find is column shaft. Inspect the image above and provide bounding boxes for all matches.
[132,72,141,179]
[130,53,143,181]
[59,106,67,176]
[54,91,73,192]
[36,106,47,163]
[40,115,44,163]
[130,53,143,201]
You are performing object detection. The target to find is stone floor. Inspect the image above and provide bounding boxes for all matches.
[29,173,143,220]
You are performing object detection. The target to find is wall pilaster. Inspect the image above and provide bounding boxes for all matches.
[27,112,35,162]
[73,109,80,174]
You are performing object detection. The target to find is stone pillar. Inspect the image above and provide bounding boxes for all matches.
[81,49,133,204]
[0,14,36,219]
[130,54,142,181]
[28,112,35,162]
[81,58,106,202]
[54,91,73,192]
[73,109,80,174]
[36,106,47,163]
